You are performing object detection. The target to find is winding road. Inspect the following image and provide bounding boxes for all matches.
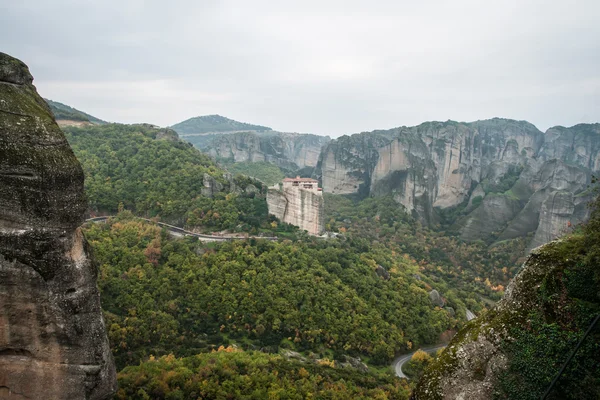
[394,309,477,379]
[85,216,278,242]
[394,345,447,379]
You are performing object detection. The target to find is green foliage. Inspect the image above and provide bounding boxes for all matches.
[116,350,410,400]
[44,98,105,123]
[324,194,525,304]
[226,161,285,186]
[481,165,524,195]
[403,350,435,380]
[471,195,483,207]
[85,215,459,370]
[171,114,271,135]
[64,123,283,233]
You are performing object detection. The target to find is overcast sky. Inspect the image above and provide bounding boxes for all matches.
[1,1,599,136]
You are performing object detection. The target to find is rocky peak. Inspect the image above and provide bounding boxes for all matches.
[0,52,116,399]
[0,53,33,85]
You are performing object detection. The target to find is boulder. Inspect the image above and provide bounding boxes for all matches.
[201,172,224,198]
[340,355,369,372]
[429,290,445,307]
[375,264,390,280]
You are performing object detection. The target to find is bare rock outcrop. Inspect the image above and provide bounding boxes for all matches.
[196,131,330,171]
[267,182,324,235]
[0,52,116,399]
[318,119,599,248]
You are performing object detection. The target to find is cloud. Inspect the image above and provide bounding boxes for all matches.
[1,0,599,135]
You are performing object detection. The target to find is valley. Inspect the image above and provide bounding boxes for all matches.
[57,102,600,399]
[1,49,598,399]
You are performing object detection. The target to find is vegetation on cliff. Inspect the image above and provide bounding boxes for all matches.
[413,184,600,399]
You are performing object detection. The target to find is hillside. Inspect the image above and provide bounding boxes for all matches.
[86,213,478,371]
[116,349,410,399]
[44,98,105,125]
[183,130,330,179]
[63,123,298,236]
[171,114,271,135]
[413,189,600,399]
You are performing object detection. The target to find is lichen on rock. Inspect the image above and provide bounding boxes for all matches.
[0,52,116,399]
[412,232,600,400]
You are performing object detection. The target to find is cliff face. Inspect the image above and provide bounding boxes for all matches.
[412,228,600,399]
[186,131,330,171]
[0,53,116,399]
[267,186,324,235]
[318,119,599,248]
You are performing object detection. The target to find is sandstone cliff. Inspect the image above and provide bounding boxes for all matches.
[318,119,599,248]
[183,130,330,171]
[0,53,116,399]
[267,185,324,235]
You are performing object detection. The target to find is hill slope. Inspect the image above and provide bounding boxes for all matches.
[171,114,271,135]
[44,98,105,125]
[63,123,296,235]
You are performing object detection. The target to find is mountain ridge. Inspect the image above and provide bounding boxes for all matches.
[44,98,106,126]
[317,119,600,250]
[42,98,600,251]
[171,114,272,135]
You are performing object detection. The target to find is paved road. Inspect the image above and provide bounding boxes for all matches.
[394,345,447,379]
[394,311,476,379]
[466,309,476,321]
[85,216,278,242]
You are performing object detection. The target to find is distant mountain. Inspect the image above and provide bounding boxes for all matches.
[171,114,272,135]
[44,99,105,126]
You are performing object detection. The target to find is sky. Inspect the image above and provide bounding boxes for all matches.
[1,0,599,136]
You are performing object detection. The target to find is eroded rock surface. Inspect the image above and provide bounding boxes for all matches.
[318,119,599,248]
[412,235,600,399]
[205,131,330,170]
[0,52,116,399]
[267,183,324,235]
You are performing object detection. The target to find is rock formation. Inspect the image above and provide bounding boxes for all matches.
[0,52,116,399]
[267,177,324,235]
[412,232,600,399]
[184,130,330,171]
[318,119,600,248]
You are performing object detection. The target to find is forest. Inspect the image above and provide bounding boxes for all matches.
[116,348,410,399]
[63,121,596,399]
[323,194,526,301]
[85,212,470,370]
[64,123,297,235]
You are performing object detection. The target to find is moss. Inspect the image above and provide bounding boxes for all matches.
[414,234,592,398]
